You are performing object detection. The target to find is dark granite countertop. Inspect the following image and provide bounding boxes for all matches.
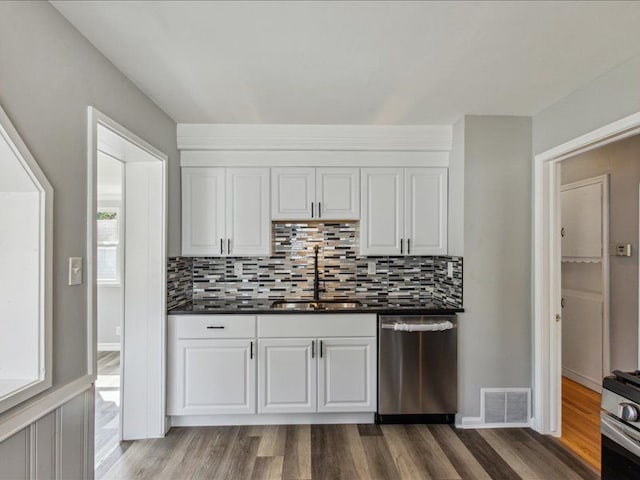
[168,298,464,315]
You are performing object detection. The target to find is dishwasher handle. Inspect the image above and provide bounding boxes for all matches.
[381,321,454,332]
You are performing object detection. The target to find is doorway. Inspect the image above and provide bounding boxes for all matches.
[533,112,640,444]
[88,108,168,476]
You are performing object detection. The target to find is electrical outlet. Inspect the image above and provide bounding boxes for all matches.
[115,326,121,336]
[367,261,376,275]
[447,262,454,278]
[234,262,243,276]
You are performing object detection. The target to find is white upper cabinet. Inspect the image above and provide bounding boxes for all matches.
[271,168,315,219]
[272,167,360,220]
[182,167,226,256]
[404,168,448,255]
[182,167,270,256]
[361,167,447,256]
[360,168,404,255]
[226,168,270,256]
[561,181,603,259]
[315,168,360,220]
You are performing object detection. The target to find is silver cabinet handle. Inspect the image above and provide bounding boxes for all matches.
[407,239,411,255]
[227,239,231,255]
[320,340,324,358]
[220,238,223,255]
[311,340,315,358]
[250,341,254,359]
[206,325,225,329]
[318,202,321,218]
[311,202,314,218]
[400,238,404,254]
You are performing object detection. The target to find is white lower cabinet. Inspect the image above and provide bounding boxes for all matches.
[317,337,376,412]
[170,338,256,415]
[258,338,317,413]
[168,314,377,422]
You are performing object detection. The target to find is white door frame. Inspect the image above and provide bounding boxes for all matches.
[533,111,640,436]
[87,107,168,439]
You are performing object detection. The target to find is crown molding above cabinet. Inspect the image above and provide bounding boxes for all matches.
[177,124,453,152]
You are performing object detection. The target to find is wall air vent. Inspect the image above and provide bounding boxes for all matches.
[481,388,531,426]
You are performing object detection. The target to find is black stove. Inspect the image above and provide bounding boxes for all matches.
[603,370,640,404]
[601,370,640,479]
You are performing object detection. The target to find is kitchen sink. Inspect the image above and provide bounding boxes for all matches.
[270,299,363,311]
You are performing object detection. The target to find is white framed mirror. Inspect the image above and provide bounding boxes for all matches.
[0,104,53,414]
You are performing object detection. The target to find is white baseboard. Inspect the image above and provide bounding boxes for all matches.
[98,342,121,352]
[455,415,532,429]
[562,368,602,393]
[170,412,374,427]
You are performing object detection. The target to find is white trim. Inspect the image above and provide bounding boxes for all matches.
[0,375,93,443]
[455,416,532,430]
[562,368,602,393]
[87,107,168,440]
[0,104,53,415]
[533,110,640,436]
[177,124,452,151]
[180,150,450,168]
[170,412,374,427]
[97,343,121,352]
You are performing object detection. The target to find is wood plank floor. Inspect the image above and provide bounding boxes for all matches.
[96,351,125,478]
[560,376,601,472]
[98,424,599,479]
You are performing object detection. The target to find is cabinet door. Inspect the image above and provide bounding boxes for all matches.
[561,182,603,258]
[258,338,316,413]
[182,167,226,256]
[315,168,360,220]
[317,337,376,412]
[170,339,256,415]
[360,168,404,255]
[226,168,270,256]
[404,168,447,255]
[271,168,316,220]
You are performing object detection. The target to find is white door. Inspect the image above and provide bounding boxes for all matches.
[182,167,226,256]
[360,168,404,255]
[172,339,256,415]
[404,168,448,255]
[258,338,317,413]
[317,337,376,412]
[226,168,270,256]
[315,168,360,220]
[271,168,316,220]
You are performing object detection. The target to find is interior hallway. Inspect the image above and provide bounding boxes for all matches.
[95,351,129,478]
[560,376,601,472]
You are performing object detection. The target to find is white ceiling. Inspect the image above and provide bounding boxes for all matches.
[52,1,640,125]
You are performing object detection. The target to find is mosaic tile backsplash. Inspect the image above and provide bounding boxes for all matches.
[168,222,463,308]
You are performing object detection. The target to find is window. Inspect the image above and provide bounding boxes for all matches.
[0,105,52,414]
[97,209,121,285]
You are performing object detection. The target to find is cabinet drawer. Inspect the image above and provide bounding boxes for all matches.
[258,314,376,338]
[171,315,256,339]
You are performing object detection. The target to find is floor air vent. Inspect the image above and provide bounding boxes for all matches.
[481,388,530,426]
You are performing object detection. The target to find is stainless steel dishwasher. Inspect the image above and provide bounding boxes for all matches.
[377,315,457,423]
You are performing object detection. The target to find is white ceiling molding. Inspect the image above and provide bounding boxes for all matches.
[177,124,452,152]
[180,150,450,168]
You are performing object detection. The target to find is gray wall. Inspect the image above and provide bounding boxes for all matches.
[533,54,640,155]
[0,0,178,387]
[561,134,640,371]
[0,0,178,473]
[459,115,532,417]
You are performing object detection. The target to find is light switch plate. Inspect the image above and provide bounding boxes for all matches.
[68,257,83,285]
[367,261,376,275]
[234,262,243,276]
